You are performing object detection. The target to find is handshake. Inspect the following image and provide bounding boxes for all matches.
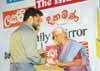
[40,53,45,58]
[37,49,45,58]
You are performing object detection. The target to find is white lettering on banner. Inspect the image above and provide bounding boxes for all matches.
[4,15,14,27]
[4,9,25,28]
[55,0,72,4]
[35,0,74,9]
[3,0,85,28]
[36,0,52,8]
[16,9,25,22]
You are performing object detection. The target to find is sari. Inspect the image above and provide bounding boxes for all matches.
[58,40,90,71]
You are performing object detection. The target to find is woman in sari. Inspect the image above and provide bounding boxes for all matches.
[52,27,90,71]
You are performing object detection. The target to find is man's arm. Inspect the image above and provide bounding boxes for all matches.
[22,31,45,64]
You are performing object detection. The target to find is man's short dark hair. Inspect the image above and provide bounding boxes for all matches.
[23,7,43,21]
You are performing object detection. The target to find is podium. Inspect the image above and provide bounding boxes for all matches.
[35,65,64,71]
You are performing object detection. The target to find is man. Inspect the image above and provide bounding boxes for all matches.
[52,27,90,71]
[10,7,45,71]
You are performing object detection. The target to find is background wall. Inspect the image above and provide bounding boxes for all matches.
[0,0,97,71]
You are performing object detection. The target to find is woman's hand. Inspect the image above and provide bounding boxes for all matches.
[56,61,65,67]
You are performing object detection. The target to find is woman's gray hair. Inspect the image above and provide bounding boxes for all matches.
[52,27,68,38]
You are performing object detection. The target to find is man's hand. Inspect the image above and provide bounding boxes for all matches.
[37,49,45,58]
[40,53,45,58]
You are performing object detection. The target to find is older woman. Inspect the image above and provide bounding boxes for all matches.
[52,27,90,71]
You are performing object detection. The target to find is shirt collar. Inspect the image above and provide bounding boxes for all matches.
[23,22,35,31]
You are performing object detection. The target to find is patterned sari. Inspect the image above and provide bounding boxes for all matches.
[58,40,90,71]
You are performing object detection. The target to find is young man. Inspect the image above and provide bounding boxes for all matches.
[52,27,90,71]
[10,8,45,71]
